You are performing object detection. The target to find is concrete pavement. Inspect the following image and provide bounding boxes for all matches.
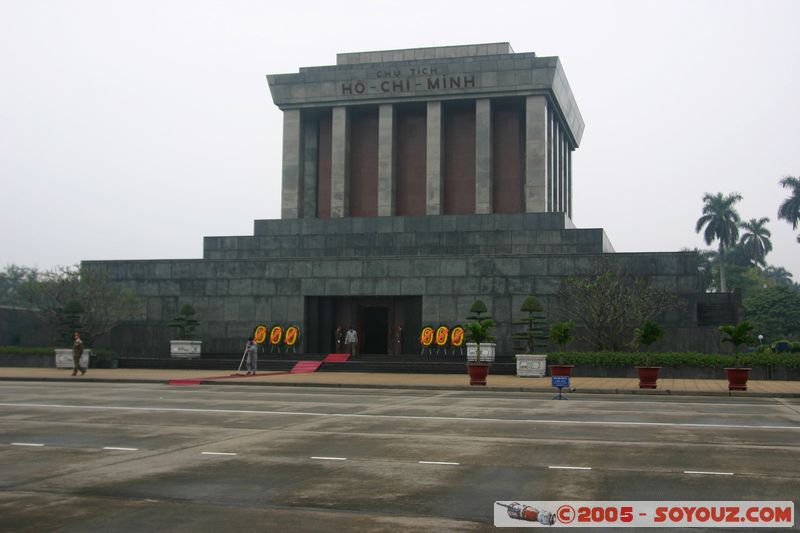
[1,381,799,531]
[2,367,800,397]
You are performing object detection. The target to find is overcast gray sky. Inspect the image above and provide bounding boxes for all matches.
[1,0,798,279]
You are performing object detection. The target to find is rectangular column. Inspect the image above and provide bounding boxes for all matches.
[524,96,548,213]
[426,101,443,215]
[281,110,303,219]
[475,99,492,214]
[556,124,563,213]
[330,106,350,218]
[561,130,569,213]
[302,117,318,218]
[566,148,573,219]
[377,104,395,216]
[548,111,556,212]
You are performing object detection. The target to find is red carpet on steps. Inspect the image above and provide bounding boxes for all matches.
[290,361,323,373]
[323,353,351,362]
[290,354,350,373]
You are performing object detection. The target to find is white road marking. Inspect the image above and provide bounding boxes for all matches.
[419,461,459,465]
[684,470,734,476]
[1,402,798,431]
[201,452,237,456]
[103,447,139,451]
[311,456,347,461]
[10,442,44,447]
[549,465,592,470]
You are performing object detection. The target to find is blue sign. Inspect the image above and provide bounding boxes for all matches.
[551,375,570,388]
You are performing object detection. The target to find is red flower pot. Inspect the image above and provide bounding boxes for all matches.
[466,363,490,385]
[725,368,751,391]
[635,366,661,389]
[549,364,574,377]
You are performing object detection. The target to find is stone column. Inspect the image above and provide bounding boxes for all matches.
[548,117,554,212]
[330,106,350,218]
[426,101,443,215]
[302,117,318,218]
[561,130,569,213]
[378,104,395,216]
[281,110,303,219]
[556,124,563,213]
[524,96,548,213]
[566,148,573,219]
[475,99,492,214]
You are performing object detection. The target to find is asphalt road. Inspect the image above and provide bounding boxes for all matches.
[0,382,798,532]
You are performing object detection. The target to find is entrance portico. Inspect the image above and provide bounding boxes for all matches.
[304,296,422,355]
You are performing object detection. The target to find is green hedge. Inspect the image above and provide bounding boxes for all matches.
[0,346,118,358]
[550,351,800,368]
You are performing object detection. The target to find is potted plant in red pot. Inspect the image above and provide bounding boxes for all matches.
[548,321,574,377]
[465,300,496,386]
[633,319,664,389]
[719,321,754,391]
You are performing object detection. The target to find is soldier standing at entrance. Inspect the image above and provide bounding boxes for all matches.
[345,325,358,356]
[335,325,345,353]
[394,325,403,355]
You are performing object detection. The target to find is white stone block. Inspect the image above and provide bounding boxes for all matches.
[170,340,202,359]
[515,354,548,377]
[55,349,90,369]
[466,342,495,363]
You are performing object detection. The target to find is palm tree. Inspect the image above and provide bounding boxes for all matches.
[738,217,772,267]
[695,192,743,292]
[777,176,800,241]
[762,265,794,287]
[719,321,755,368]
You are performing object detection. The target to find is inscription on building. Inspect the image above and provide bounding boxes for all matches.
[340,66,476,96]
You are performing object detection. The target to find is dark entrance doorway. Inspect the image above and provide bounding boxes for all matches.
[304,296,421,355]
[360,305,388,354]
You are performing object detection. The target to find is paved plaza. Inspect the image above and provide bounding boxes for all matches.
[0,378,798,531]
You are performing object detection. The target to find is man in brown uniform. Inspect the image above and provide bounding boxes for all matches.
[72,331,86,376]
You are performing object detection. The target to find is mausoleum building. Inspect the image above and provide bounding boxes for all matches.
[88,44,738,357]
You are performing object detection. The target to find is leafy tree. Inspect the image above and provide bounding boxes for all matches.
[58,299,84,345]
[512,296,547,353]
[633,320,665,366]
[0,265,39,306]
[695,192,743,292]
[17,264,137,347]
[556,262,679,351]
[738,217,772,267]
[719,321,755,367]
[777,176,800,242]
[762,266,795,287]
[467,299,489,320]
[169,304,200,340]
[549,321,574,363]
[743,285,800,342]
[465,300,495,363]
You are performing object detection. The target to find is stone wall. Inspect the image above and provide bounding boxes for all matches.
[84,213,734,357]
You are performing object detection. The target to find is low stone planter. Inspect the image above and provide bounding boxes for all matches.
[515,354,547,377]
[170,340,202,359]
[466,342,495,363]
[54,348,90,369]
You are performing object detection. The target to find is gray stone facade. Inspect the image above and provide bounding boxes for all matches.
[87,212,730,356]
